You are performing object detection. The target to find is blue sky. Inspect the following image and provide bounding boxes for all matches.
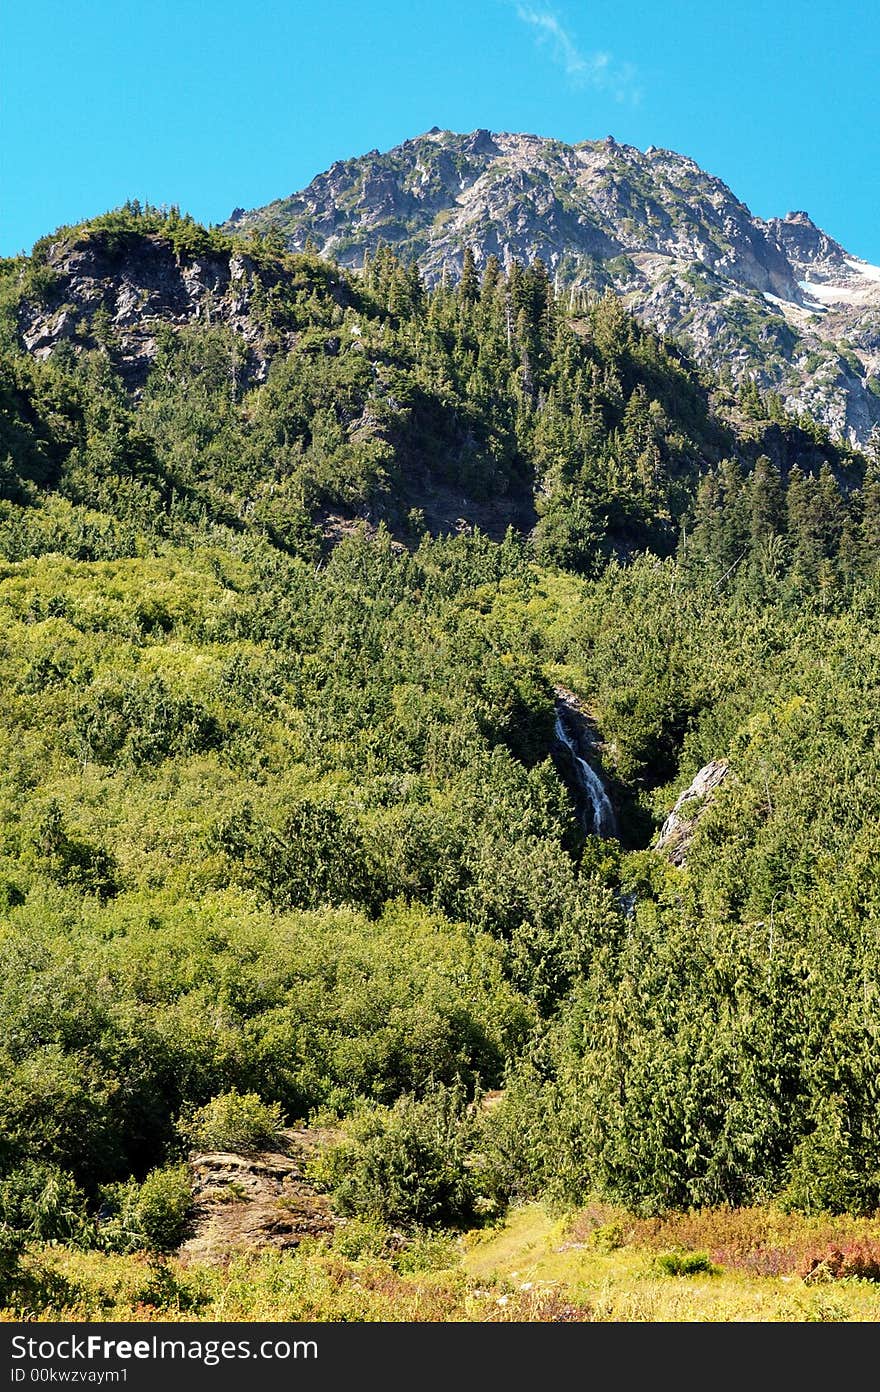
[4,0,879,261]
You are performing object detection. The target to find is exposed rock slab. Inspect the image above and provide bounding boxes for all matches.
[179,1127,338,1263]
[656,759,730,866]
[16,230,319,389]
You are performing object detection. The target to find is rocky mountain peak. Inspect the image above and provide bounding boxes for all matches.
[768,211,851,278]
[224,129,880,446]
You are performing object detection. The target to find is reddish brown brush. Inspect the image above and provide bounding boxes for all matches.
[800,1242,880,1283]
[566,1204,880,1280]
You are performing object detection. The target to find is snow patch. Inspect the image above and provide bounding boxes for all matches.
[798,280,839,306]
[764,289,829,319]
[799,273,880,308]
[845,257,880,283]
[795,281,831,312]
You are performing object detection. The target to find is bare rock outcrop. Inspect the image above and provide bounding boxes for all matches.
[655,759,730,866]
[178,1127,338,1263]
[15,229,327,389]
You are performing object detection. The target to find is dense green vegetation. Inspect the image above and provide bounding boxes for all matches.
[1,213,879,1305]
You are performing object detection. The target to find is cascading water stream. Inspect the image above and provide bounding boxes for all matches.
[554,709,616,838]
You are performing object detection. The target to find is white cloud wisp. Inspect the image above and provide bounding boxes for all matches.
[514,4,641,103]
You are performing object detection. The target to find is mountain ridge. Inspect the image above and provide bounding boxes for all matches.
[226,128,880,445]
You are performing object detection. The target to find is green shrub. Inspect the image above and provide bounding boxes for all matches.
[132,1165,192,1253]
[0,1163,92,1245]
[180,1091,285,1155]
[97,1166,191,1255]
[654,1250,719,1276]
[0,1225,25,1304]
[394,1229,459,1273]
[331,1216,399,1262]
[313,1084,494,1229]
[95,1179,142,1254]
[591,1221,626,1253]
[327,1217,456,1271]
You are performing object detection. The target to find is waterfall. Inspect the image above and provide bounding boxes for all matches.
[554,709,616,838]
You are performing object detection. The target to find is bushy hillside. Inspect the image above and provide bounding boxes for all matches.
[1,211,880,1308]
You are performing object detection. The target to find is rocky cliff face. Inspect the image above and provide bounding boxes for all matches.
[228,130,880,446]
[16,228,306,388]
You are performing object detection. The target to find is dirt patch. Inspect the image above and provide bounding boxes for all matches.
[179,1127,339,1263]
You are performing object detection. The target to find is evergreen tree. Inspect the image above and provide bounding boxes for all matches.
[739,376,763,420]
[459,247,478,304]
[480,254,502,300]
[786,466,821,583]
[716,456,748,569]
[860,459,880,572]
[746,454,785,550]
[815,462,844,559]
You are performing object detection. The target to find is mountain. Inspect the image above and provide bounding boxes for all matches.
[4,201,869,565]
[227,129,880,446]
[4,190,880,1314]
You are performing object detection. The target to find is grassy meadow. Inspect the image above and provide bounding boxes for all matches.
[7,1202,880,1323]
